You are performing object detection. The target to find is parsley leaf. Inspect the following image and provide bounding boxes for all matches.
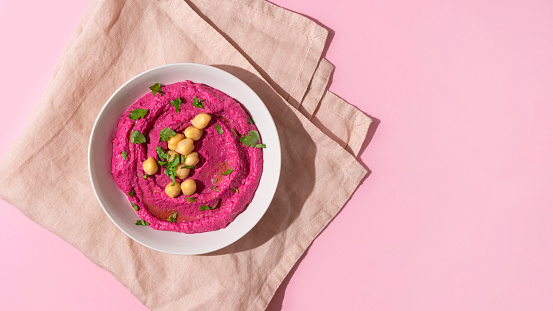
[192,96,205,109]
[215,124,223,134]
[222,167,233,176]
[163,152,181,186]
[239,130,260,147]
[186,197,196,203]
[167,211,178,223]
[210,185,218,191]
[230,129,239,136]
[156,146,170,161]
[131,203,139,211]
[143,174,150,180]
[149,83,164,96]
[247,118,255,125]
[159,127,176,141]
[255,143,266,148]
[232,187,239,194]
[122,150,127,159]
[170,98,182,113]
[135,219,149,226]
[129,108,148,120]
[181,165,195,169]
[128,190,135,197]
[130,131,146,144]
[180,154,186,163]
[199,199,219,211]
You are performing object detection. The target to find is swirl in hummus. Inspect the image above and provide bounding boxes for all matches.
[111,81,263,233]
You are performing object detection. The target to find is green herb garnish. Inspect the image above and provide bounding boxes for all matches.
[130,131,146,144]
[170,98,182,113]
[149,83,164,96]
[131,203,139,211]
[181,165,195,169]
[122,150,127,159]
[143,174,150,180]
[128,190,135,197]
[192,96,205,109]
[186,197,196,203]
[135,219,149,226]
[211,185,217,190]
[129,108,148,120]
[239,130,260,147]
[215,124,223,134]
[232,187,239,193]
[164,152,181,186]
[156,146,170,161]
[180,154,186,163]
[159,127,176,141]
[199,199,219,211]
[222,166,233,176]
[247,118,255,125]
[255,144,266,148]
[230,129,239,136]
[167,211,178,223]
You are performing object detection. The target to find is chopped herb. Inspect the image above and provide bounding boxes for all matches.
[169,98,182,113]
[215,124,223,134]
[156,146,170,161]
[230,129,239,136]
[129,108,148,120]
[210,185,218,191]
[222,166,233,176]
[149,83,164,96]
[199,199,219,211]
[186,197,196,203]
[255,143,266,148]
[158,160,168,166]
[130,131,146,144]
[247,118,255,125]
[182,165,195,169]
[135,219,149,226]
[143,174,150,180]
[232,187,239,193]
[121,150,127,159]
[215,189,221,192]
[167,211,178,223]
[128,190,135,197]
[163,152,181,186]
[239,130,260,147]
[159,127,176,141]
[192,96,205,109]
[180,154,186,163]
[131,203,139,211]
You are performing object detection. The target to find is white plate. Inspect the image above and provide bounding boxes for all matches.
[88,63,281,255]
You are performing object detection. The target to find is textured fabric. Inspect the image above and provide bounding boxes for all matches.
[0,0,372,310]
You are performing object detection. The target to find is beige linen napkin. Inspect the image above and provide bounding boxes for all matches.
[0,0,372,310]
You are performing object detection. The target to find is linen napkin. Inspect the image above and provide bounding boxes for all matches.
[0,0,372,310]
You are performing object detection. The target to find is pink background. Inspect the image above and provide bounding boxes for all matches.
[1,0,553,310]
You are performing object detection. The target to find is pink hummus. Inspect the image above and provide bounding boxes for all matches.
[111,81,263,233]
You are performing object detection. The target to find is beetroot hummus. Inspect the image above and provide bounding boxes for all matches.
[111,81,263,233]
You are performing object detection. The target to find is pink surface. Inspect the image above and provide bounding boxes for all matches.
[1,0,553,310]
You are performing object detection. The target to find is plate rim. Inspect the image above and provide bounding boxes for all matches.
[88,63,281,255]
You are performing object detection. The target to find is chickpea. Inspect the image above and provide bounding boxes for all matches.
[165,181,181,198]
[184,126,203,141]
[142,157,158,175]
[167,133,184,150]
[190,113,211,129]
[181,179,196,196]
[183,151,199,166]
[167,150,179,162]
[175,164,190,179]
[175,138,194,155]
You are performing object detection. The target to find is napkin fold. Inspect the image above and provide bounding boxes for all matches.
[0,0,372,310]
